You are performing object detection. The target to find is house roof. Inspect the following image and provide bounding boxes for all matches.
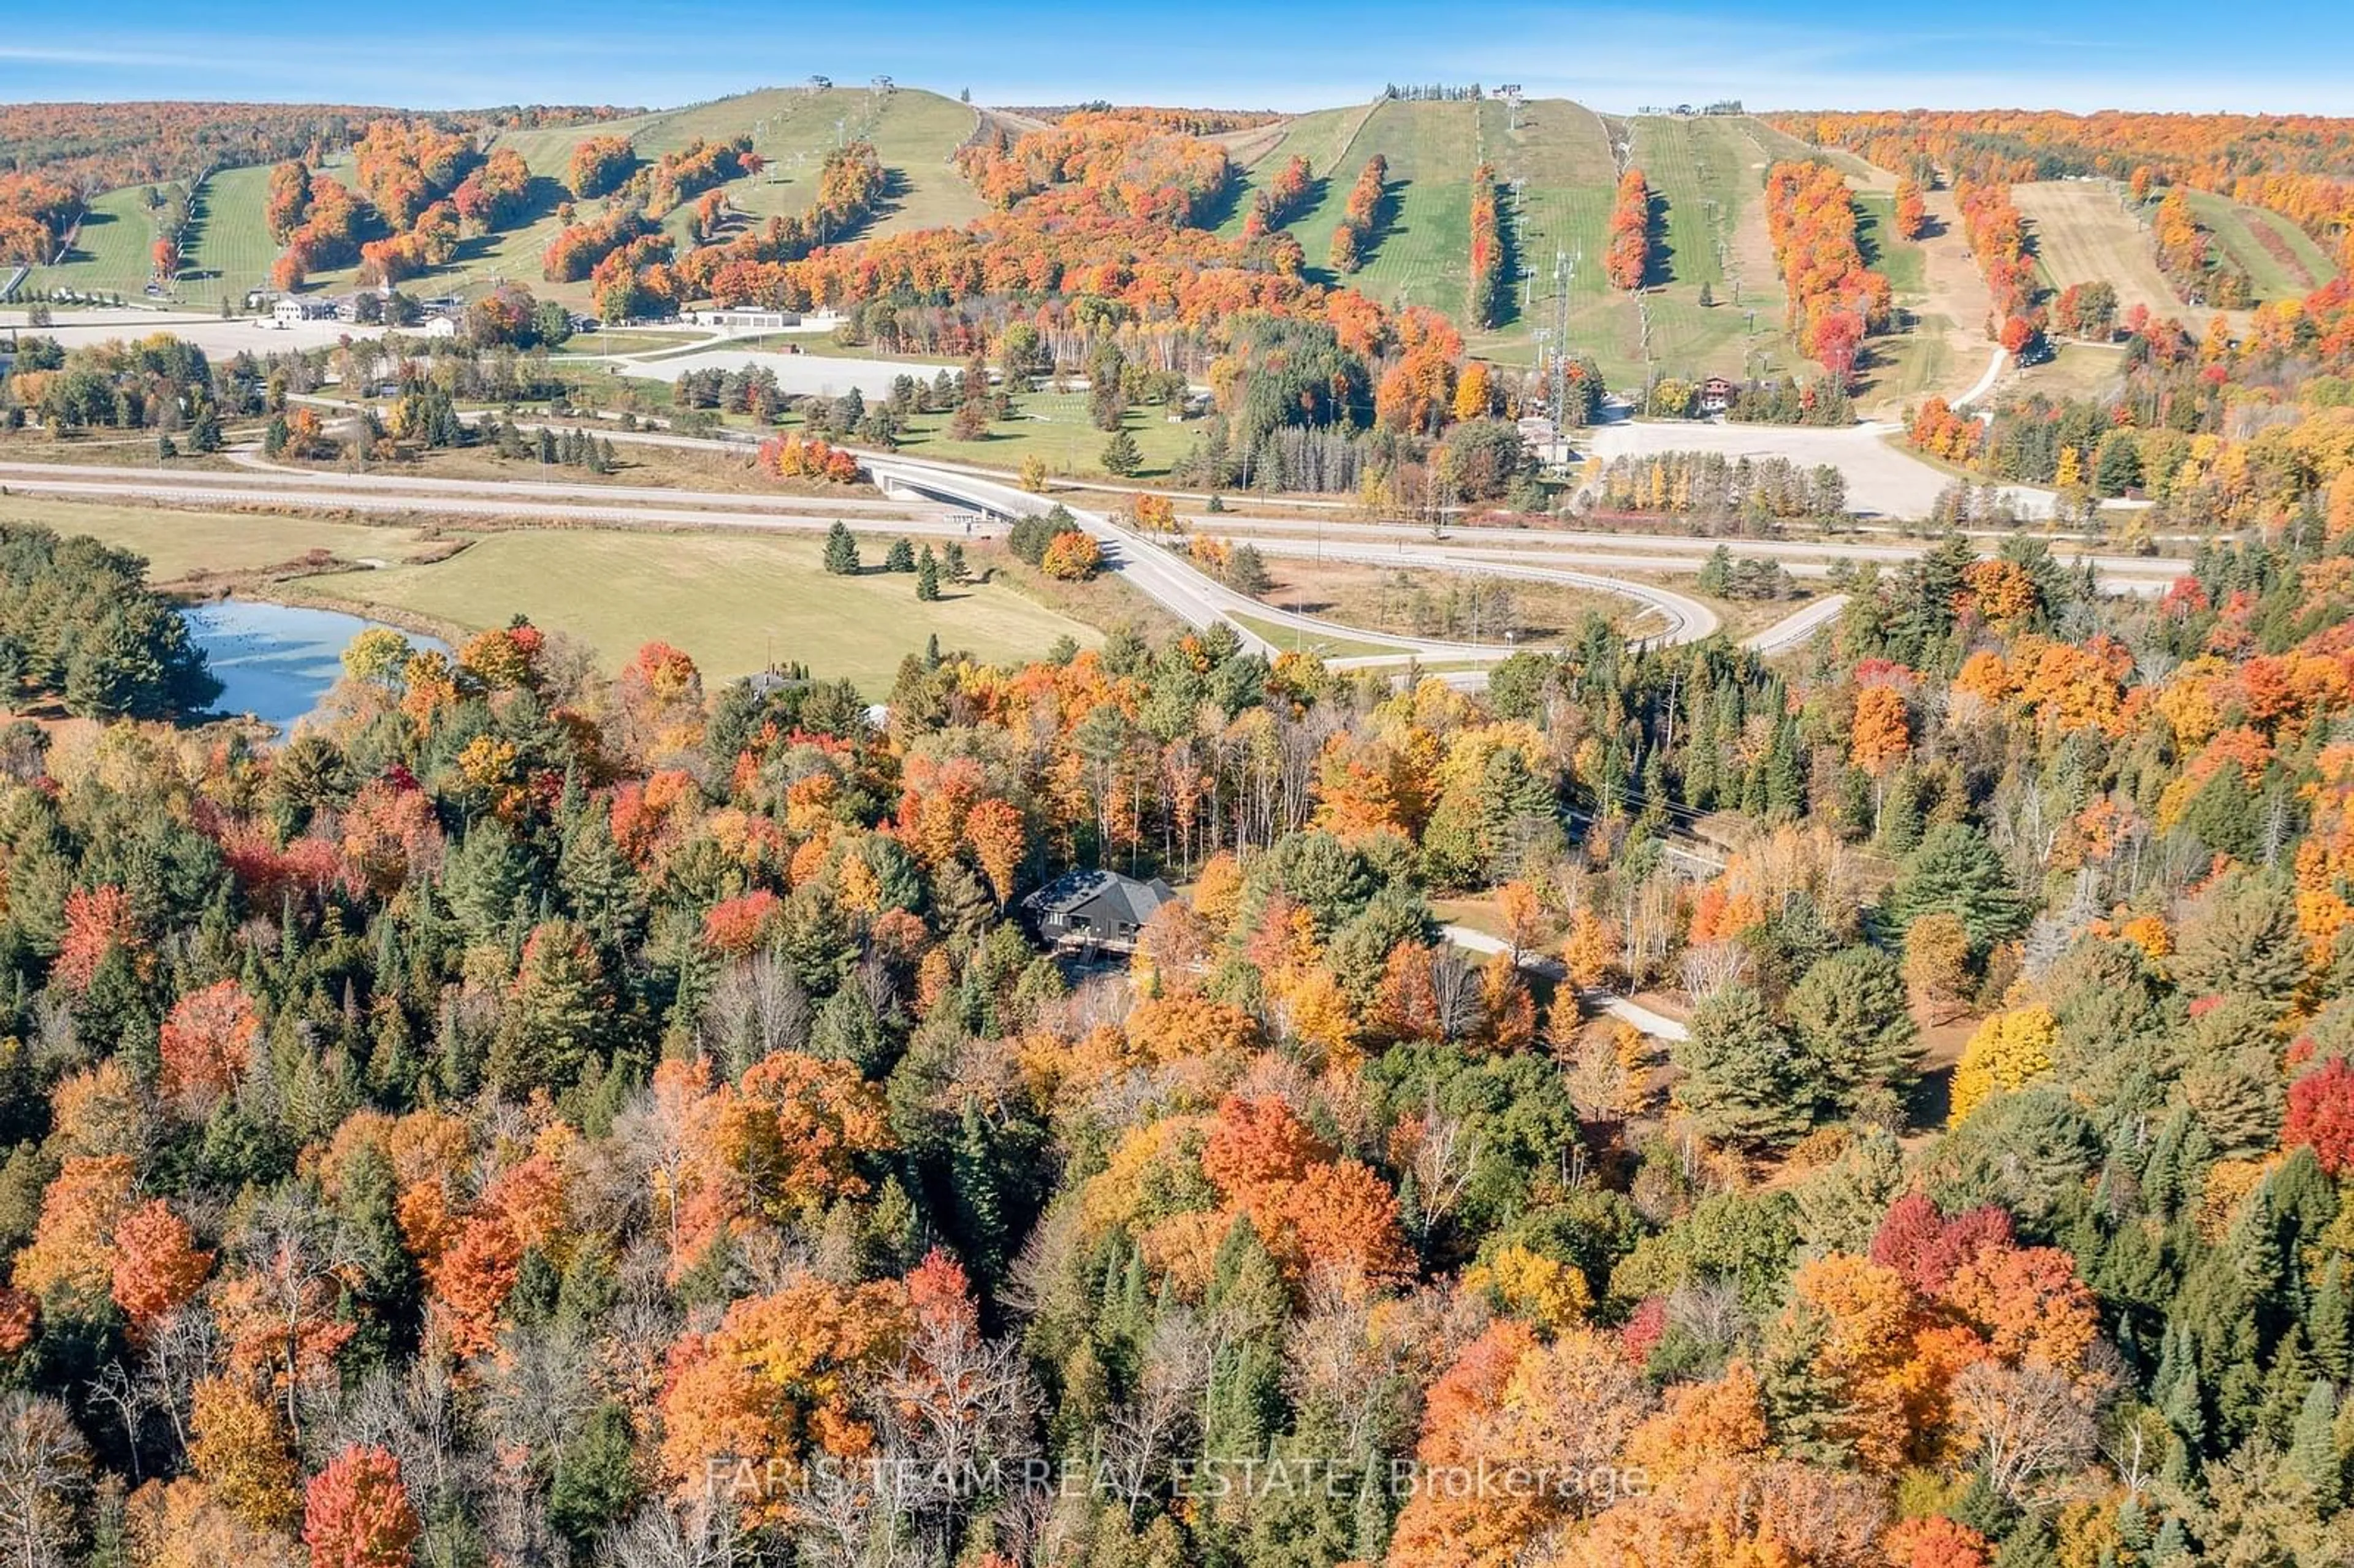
[1021,869,1175,926]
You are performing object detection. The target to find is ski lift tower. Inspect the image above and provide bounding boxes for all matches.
[1545,247,1577,433]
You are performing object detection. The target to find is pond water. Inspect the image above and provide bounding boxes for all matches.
[180,598,448,736]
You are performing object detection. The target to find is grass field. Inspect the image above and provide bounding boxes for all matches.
[2185,190,2340,302]
[1218,97,1487,323]
[293,528,1101,691]
[23,185,158,302]
[181,163,298,305]
[2011,181,2181,319]
[1854,192,1926,294]
[882,393,1200,481]
[2035,341,2133,400]
[1226,611,1406,661]
[0,497,435,584]
[1626,115,1788,382]
[1472,99,1648,381]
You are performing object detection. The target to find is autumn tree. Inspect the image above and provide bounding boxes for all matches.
[303,1445,419,1568]
[158,978,261,1117]
[110,1200,213,1333]
[0,1393,88,1568]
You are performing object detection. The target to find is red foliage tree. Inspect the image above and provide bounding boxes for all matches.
[303,1445,420,1568]
[2287,1057,2354,1173]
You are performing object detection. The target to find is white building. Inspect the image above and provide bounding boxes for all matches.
[689,306,799,332]
[272,297,336,328]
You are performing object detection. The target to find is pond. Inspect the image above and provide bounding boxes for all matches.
[180,598,448,736]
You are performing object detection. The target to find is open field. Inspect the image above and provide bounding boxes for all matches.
[1854,192,1925,294]
[0,496,438,584]
[292,527,1100,691]
[180,163,298,305]
[2011,181,2180,319]
[2031,340,2133,400]
[1252,555,1629,645]
[1856,181,1995,412]
[1472,99,1644,380]
[2185,190,2341,302]
[887,394,1201,482]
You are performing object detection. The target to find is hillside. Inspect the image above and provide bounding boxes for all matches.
[17,83,985,308]
[2006,181,2174,322]
[1217,97,1485,321]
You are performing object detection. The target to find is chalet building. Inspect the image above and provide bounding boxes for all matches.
[1699,376,1738,414]
[1023,869,1175,953]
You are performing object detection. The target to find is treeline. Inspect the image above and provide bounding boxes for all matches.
[1468,163,1506,329]
[1604,167,1651,290]
[2152,186,2256,308]
[1764,159,1891,384]
[0,172,78,267]
[1326,154,1388,273]
[0,523,221,716]
[0,332,251,439]
[1244,154,1314,237]
[1954,178,2040,351]
[1589,449,1850,526]
[0,100,631,194]
[679,142,888,306]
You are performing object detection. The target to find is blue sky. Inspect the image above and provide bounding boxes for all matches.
[3,0,2349,115]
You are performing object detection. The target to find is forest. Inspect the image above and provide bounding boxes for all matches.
[13,82,2354,1568]
[0,436,2340,1567]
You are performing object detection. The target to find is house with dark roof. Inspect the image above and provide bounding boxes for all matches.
[1022,869,1176,953]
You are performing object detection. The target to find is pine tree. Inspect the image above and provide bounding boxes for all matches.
[1887,822,2028,954]
[2310,1260,2353,1380]
[884,536,916,572]
[1101,427,1143,476]
[2289,1378,2342,1508]
[1672,984,1816,1149]
[915,546,941,601]
[1789,945,1921,1117]
[823,520,861,575]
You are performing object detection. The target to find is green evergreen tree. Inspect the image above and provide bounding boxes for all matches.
[2289,1378,2342,1508]
[1671,984,1816,1150]
[1887,822,2028,954]
[884,536,916,572]
[548,1402,643,1553]
[1789,945,1921,1118]
[823,519,861,574]
[1101,427,1143,476]
[915,545,941,601]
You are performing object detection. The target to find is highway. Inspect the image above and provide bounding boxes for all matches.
[0,436,2157,677]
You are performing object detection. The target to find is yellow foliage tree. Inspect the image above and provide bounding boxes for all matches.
[189,1376,300,1532]
[1561,908,1623,991]
[1949,1005,2057,1123]
[1463,1243,1593,1332]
